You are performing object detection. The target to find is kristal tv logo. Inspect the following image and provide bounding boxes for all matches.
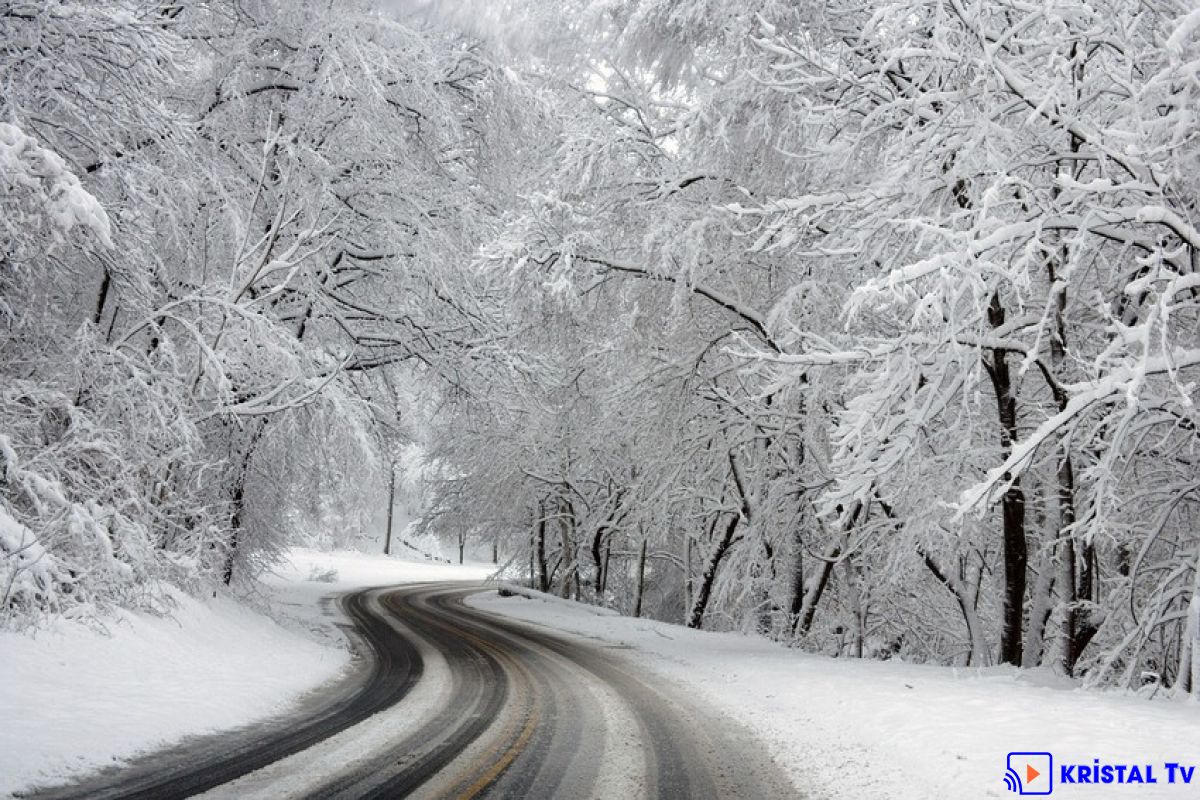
[1004,753,1199,794]
[1005,752,1053,795]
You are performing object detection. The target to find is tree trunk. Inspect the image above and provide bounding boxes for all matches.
[600,538,611,595]
[923,550,992,666]
[1023,543,1056,667]
[1046,77,1099,675]
[1182,550,1200,696]
[384,463,396,556]
[796,543,838,637]
[797,506,861,636]
[222,422,265,585]
[684,535,694,614]
[557,496,576,599]
[789,530,805,622]
[223,478,246,585]
[846,557,866,658]
[687,453,750,629]
[535,501,549,593]
[222,501,241,585]
[93,267,112,327]
[528,533,535,588]
[1048,274,1098,675]
[1062,459,1098,673]
[687,513,738,629]
[591,525,606,600]
[987,293,1027,666]
[633,537,647,618]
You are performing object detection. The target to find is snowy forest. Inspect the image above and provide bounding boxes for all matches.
[3,0,1200,696]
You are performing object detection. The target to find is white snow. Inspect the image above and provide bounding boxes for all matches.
[9,547,1195,800]
[0,585,345,796]
[0,548,494,798]
[1166,8,1200,56]
[469,587,1200,800]
[0,121,114,248]
[265,546,495,592]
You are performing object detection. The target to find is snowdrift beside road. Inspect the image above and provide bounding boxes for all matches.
[471,587,1200,800]
[0,548,493,797]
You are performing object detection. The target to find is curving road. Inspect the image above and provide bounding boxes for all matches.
[25,584,798,800]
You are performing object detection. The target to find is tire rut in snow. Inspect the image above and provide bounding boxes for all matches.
[21,589,423,800]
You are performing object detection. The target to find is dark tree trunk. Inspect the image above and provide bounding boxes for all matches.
[987,293,1028,666]
[1043,199,1099,674]
[599,538,611,595]
[384,464,396,556]
[591,525,606,599]
[687,513,739,629]
[633,538,647,618]
[1063,459,1098,673]
[687,453,750,629]
[93,267,111,326]
[222,422,266,586]
[683,535,694,612]
[222,521,240,585]
[797,504,861,636]
[797,543,839,636]
[535,502,549,593]
[223,468,248,585]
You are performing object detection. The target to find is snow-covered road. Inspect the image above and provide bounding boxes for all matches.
[7,549,1200,799]
[213,584,794,799]
[13,580,794,799]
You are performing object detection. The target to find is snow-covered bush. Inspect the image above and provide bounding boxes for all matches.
[0,326,234,627]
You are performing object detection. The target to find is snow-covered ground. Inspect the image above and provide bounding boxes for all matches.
[469,587,1200,800]
[266,546,494,593]
[0,548,493,797]
[6,548,1197,799]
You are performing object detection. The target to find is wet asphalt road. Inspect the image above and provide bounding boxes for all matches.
[23,584,798,799]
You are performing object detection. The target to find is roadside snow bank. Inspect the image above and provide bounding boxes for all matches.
[469,588,1200,800]
[0,548,493,797]
[0,586,347,796]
